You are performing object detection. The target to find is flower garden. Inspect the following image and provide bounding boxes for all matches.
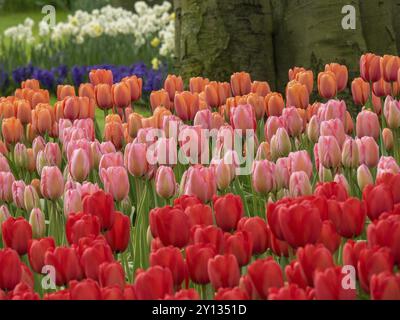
[0,1,400,302]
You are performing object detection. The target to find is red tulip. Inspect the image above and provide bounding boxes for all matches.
[246,257,284,300]
[370,272,400,300]
[101,285,125,300]
[184,203,213,228]
[191,225,225,254]
[104,211,131,253]
[367,215,400,264]
[2,217,32,255]
[98,262,125,289]
[317,220,341,254]
[237,217,269,255]
[224,231,253,267]
[174,195,202,210]
[296,244,335,287]
[285,260,309,289]
[208,254,240,290]
[69,279,102,300]
[358,246,394,293]
[314,182,348,201]
[0,248,22,291]
[82,190,116,230]
[150,246,186,287]
[164,288,200,300]
[213,194,244,232]
[215,287,249,300]
[363,184,394,221]
[66,212,100,245]
[268,284,311,300]
[149,206,190,248]
[342,240,368,272]
[314,267,357,300]
[133,266,174,300]
[43,289,71,300]
[28,237,55,273]
[79,240,114,281]
[186,244,216,285]
[44,247,83,286]
[8,282,39,300]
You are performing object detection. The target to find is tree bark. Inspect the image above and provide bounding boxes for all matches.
[174,0,276,88]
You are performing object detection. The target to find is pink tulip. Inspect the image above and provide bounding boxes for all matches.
[194,109,212,130]
[357,164,374,192]
[40,166,64,200]
[276,157,290,189]
[0,172,15,202]
[317,100,347,126]
[317,136,341,169]
[182,165,216,203]
[383,96,400,129]
[69,148,90,182]
[264,116,285,143]
[44,143,62,168]
[124,142,149,177]
[155,166,177,199]
[73,119,95,141]
[377,156,400,180]
[289,171,312,197]
[307,115,320,143]
[288,151,313,178]
[320,119,346,148]
[357,137,380,168]
[12,180,26,209]
[282,107,303,137]
[29,208,46,239]
[252,160,277,195]
[100,167,129,201]
[230,104,256,132]
[99,152,124,171]
[342,138,360,168]
[356,110,380,141]
[0,154,10,173]
[213,158,235,191]
[64,189,83,218]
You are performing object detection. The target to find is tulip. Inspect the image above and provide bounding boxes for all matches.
[363,183,394,221]
[185,244,216,285]
[208,254,240,290]
[104,120,124,150]
[0,248,22,291]
[22,79,40,90]
[192,225,225,254]
[307,115,320,143]
[2,117,23,144]
[89,69,113,86]
[370,272,400,300]
[373,78,392,97]
[164,74,184,101]
[150,206,190,248]
[246,257,284,300]
[214,159,235,191]
[100,166,129,202]
[95,84,113,110]
[377,156,400,180]
[2,217,32,255]
[111,82,131,109]
[282,107,303,137]
[358,246,394,293]
[351,78,370,106]
[268,284,311,300]
[296,244,335,286]
[224,231,253,267]
[104,211,131,253]
[189,77,209,93]
[122,75,142,101]
[165,289,200,300]
[318,71,337,99]
[99,152,124,171]
[356,110,380,141]
[57,84,76,101]
[155,166,177,199]
[150,246,186,287]
[83,190,115,231]
[213,194,244,232]
[66,212,100,245]
[382,128,394,151]
[28,237,55,274]
[264,116,285,143]
[381,55,400,82]
[150,89,171,111]
[357,137,380,168]
[288,150,313,178]
[383,96,400,129]
[360,53,382,82]
[314,267,357,300]
[215,287,249,300]
[79,239,113,280]
[251,160,277,195]
[320,119,346,148]
[98,261,125,290]
[295,70,314,94]
[325,63,348,92]
[184,203,213,227]
[230,72,252,96]
[11,180,25,209]
[40,166,64,200]
[68,148,90,183]
[251,81,270,97]
[134,266,174,300]
[270,127,291,160]
[0,205,10,237]
[317,220,341,254]
[342,138,360,168]
[182,165,216,203]
[229,104,256,132]
[314,181,349,201]
[342,240,368,271]
[127,113,143,139]
[289,171,313,198]
[357,164,374,192]
[317,136,341,169]
[124,142,149,177]
[367,215,400,264]
[78,83,95,100]
[237,217,269,255]
[69,279,101,300]
[286,81,309,109]
[29,208,46,239]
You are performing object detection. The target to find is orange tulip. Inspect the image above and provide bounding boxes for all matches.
[104,120,124,150]
[2,117,23,144]
[351,78,370,106]
[174,91,199,121]
[286,80,309,109]
[189,77,210,94]
[288,67,306,81]
[205,81,231,108]
[381,55,400,83]
[57,85,76,101]
[105,114,122,124]
[150,89,171,111]
[0,140,8,155]
[89,69,113,86]
[21,79,40,90]
[318,71,337,99]
[14,99,32,125]
[211,112,225,130]
[325,63,348,92]
[78,83,95,100]
[251,81,271,97]
[230,72,252,96]
[122,75,143,102]
[32,104,55,135]
[307,102,321,121]
[245,93,266,120]
[127,112,143,138]
[360,53,381,83]
[265,92,284,117]
[0,100,15,119]
[31,90,50,109]
[141,116,156,129]
[164,75,184,101]
[112,82,131,109]
[373,78,392,97]
[153,106,172,129]
[95,84,113,110]
[295,70,314,94]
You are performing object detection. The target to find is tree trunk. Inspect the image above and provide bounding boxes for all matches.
[174,0,276,88]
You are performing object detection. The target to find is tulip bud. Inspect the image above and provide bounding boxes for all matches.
[342,138,360,168]
[12,180,26,209]
[265,92,284,117]
[270,128,291,160]
[0,205,10,237]
[252,160,277,195]
[255,142,271,161]
[289,171,312,197]
[318,71,337,99]
[40,166,64,200]
[319,165,333,183]
[14,143,28,169]
[155,166,177,199]
[334,174,350,195]
[214,160,235,191]
[282,107,303,137]
[69,148,90,182]
[29,208,46,239]
[357,164,374,192]
[0,171,15,202]
[356,110,380,141]
[317,136,341,169]
[63,189,83,218]
[286,81,309,109]
[351,78,370,106]
[23,185,40,213]
[360,53,382,83]
[307,115,320,143]
[100,167,129,202]
[383,96,400,129]
[382,128,394,152]
[230,72,252,96]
